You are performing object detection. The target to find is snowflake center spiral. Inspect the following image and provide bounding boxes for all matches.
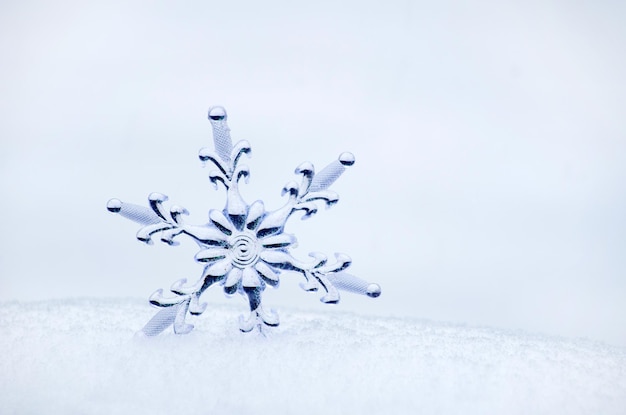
[228,232,260,268]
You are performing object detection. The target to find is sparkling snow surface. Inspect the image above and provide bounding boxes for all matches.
[1,299,624,414]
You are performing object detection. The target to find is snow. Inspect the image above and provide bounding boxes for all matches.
[1,299,624,414]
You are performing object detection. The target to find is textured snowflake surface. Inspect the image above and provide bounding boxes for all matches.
[107,106,380,335]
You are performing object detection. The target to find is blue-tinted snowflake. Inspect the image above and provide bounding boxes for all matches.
[107,106,380,335]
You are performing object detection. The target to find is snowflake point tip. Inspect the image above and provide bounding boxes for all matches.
[339,152,355,166]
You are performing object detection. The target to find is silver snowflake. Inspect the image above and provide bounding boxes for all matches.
[107,106,381,335]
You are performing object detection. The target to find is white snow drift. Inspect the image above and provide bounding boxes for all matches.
[0,299,624,415]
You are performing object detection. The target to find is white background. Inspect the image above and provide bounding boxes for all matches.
[1,0,625,346]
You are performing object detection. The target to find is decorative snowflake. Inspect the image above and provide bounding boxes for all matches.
[107,106,381,335]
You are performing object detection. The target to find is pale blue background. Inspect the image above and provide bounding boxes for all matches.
[1,0,625,346]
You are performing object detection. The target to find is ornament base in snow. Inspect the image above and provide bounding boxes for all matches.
[107,106,381,335]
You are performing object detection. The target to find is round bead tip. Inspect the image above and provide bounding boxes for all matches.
[339,152,355,166]
[107,198,122,213]
[208,106,227,121]
[366,283,381,298]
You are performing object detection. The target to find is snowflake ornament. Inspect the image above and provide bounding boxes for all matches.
[107,106,381,335]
